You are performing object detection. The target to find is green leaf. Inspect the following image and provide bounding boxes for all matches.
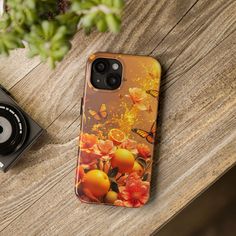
[82,12,97,28]
[96,18,108,32]
[42,21,55,40]
[102,0,113,7]
[105,13,121,33]
[108,167,119,178]
[110,181,119,193]
[136,157,147,169]
[142,173,149,181]
[113,0,125,8]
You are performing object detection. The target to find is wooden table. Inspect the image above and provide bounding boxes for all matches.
[0,1,236,235]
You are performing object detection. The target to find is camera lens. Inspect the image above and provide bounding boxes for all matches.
[0,117,12,144]
[94,60,107,73]
[0,125,3,134]
[0,103,28,155]
[106,74,121,90]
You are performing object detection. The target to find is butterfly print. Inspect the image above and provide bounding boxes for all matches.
[88,104,107,121]
[132,122,156,144]
[146,90,158,98]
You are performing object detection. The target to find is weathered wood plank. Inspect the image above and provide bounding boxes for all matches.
[0,49,40,89]
[0,0,235,235]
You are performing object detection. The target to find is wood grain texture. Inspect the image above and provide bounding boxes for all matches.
[0,0,236,235]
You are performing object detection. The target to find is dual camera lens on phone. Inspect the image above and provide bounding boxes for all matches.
[91,58,122,90]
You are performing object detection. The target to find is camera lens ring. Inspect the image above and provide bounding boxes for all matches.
[105,74,122,90]
[93,59,108,74]
[0,103,28,155]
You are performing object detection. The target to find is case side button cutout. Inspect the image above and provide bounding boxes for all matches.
[80,97,84,115]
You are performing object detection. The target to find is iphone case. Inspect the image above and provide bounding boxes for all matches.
[75,52,161,208]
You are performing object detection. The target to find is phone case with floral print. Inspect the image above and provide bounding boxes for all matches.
[75,53,161,208]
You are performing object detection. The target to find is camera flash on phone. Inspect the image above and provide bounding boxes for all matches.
[112,63,119,71]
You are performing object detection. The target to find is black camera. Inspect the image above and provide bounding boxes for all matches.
[0,85,43,172]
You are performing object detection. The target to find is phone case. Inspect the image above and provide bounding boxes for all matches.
[75,52,161,208]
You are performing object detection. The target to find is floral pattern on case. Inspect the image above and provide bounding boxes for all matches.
[76,53,161,208]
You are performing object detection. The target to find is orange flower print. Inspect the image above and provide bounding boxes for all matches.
[103,160,111,174]
[97,140,115,155]
[120,139,137,153]
[115,173,150,207]
[80,133,98,149]
[137,143,151,159]
[113,200,125,207]
[127,88,149,111]
[116,173,129,186]
[92,140,116,163]
[80,149,101,167]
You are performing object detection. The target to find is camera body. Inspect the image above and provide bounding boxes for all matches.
[0,85,43,172]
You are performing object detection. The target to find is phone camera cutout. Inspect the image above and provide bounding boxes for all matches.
[91,58,123,90]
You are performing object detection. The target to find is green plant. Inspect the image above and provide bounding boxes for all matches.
[0,0,125,67]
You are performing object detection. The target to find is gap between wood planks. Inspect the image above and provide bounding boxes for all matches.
[148,0,200,57]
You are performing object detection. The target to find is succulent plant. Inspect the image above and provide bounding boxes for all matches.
[0,0,125,67]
